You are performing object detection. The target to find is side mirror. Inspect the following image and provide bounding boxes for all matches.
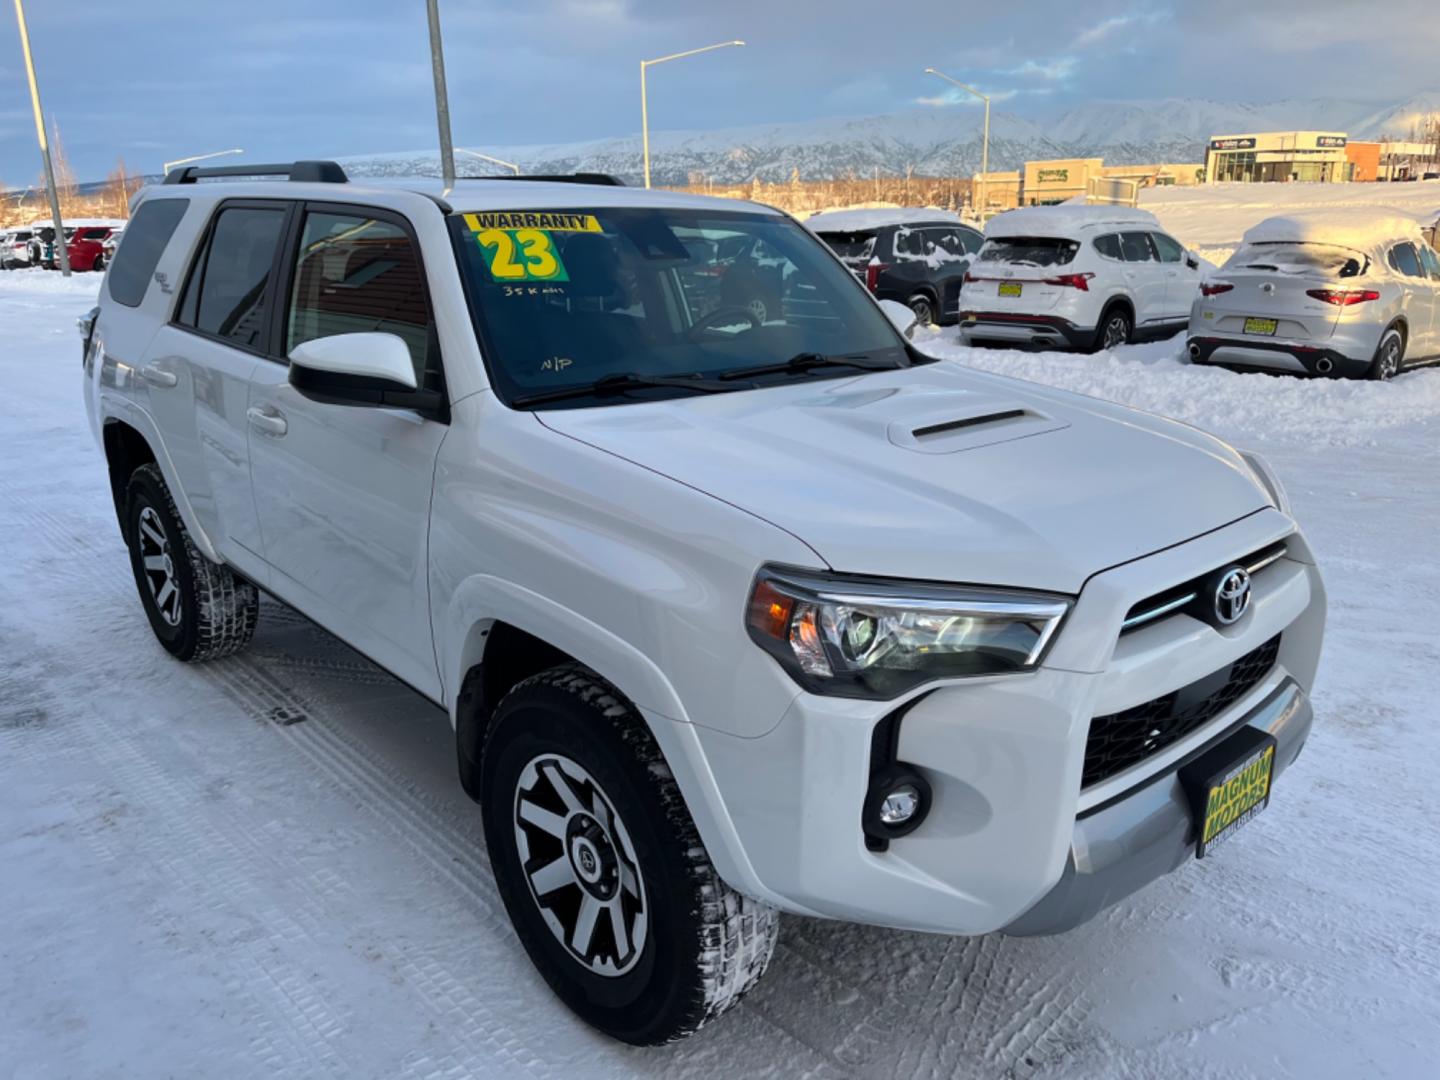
[878,298,920,339]
[288,333,443,418]
[1185,253,1200,270]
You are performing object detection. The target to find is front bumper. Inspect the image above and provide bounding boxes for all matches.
[959,312,1094,351]
[1004,678,1311,934]
[1188,335,1371,378]
[682,510,1325,937]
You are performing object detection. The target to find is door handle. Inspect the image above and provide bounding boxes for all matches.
[140,364,178,388]
[246,406,288,437]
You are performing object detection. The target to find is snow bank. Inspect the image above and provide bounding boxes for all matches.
[804,206,961,232]
[0,269,103,301]
[916,330,1440,449]
[984,204,1159,238]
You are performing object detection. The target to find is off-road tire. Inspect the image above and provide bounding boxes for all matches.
[481,663,779,1044]
[1366,327,1404,381]
[123,463,258,661]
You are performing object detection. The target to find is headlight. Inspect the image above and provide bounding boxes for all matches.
[1239,450,1292,517]
[746,566,1071,700]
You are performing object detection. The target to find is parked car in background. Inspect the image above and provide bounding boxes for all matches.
[100,229,124,269]
[806,207,981,325]
[67,225,122,272]
[1189,211,1440,380]
[3,228,35,269]
[960,206,1201,352]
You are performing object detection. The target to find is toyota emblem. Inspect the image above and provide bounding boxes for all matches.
[1213,567,1252,625]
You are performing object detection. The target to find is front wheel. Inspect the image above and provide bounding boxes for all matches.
[124,463,258,661]
[92,253,105,273]
[1366,328,1404,381]
[481,665,779,1044]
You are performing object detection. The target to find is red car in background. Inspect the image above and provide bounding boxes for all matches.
[67,225,120,272]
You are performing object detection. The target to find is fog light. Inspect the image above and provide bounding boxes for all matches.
[862,765,932,845]
[879,784,920,825]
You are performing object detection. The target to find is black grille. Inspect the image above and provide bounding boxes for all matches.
[1083,636,1281,789]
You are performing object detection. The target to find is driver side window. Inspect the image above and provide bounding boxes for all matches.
[285,210,440,390]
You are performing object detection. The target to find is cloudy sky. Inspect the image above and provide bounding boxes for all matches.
[2,0,1437,184]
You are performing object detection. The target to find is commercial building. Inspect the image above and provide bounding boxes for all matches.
[1021,158,1104,205]
[1204,131,1349,183]
[1344,141,1381,182]
[1376,141,1439,181]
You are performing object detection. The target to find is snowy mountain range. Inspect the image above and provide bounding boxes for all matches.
[342,91,1440,186]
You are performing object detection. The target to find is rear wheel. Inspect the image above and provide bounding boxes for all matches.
[481,664,778,1044]
[1366,327,1404,381]
[907,292,936,326]
[92,253,105,273]
[124,463,258,661]
[1093,307,1133,352]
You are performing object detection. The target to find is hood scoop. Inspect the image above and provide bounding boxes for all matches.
[887,398,1070,455]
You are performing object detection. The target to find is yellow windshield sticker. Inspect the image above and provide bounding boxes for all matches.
[474,227,568,282]
[464,211,601,233]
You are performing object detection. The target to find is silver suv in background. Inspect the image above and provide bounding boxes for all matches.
[1189,211,1440,380]
[961,206,1201,352]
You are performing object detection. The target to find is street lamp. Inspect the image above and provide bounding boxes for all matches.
[163,148,244,175]
[924,68,990,223]
[640,40,745,189]
[13,0,70,275]
[456,148,521,176]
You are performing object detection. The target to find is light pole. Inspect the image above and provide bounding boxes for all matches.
[426,0,456,188]
[925,68,990,223]
[13,0,69,275]
[163,148,244,175]
[456,148,521,176]
[640,40,745,189]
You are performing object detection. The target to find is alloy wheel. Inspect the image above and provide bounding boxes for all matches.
[909,297,934,325]
[1380,337,1401,380]
[513,753,648,977]
[1103,315,1129,349]
[136,505,182,627]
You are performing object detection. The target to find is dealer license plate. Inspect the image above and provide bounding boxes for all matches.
[998,282,1023,297]
[1243,317,1278,336]
[1179,726,1276,858]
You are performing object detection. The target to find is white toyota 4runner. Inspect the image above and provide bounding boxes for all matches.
[81,162,1325,1044]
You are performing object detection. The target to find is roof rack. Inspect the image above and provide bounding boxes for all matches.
[462,173,625,187]
[162,160,348,185]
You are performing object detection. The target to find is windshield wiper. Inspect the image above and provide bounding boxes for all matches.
[509,372,741,407]
[718,351,904,382]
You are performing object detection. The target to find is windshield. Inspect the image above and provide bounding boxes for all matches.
[975,237,1078,268]
[1224,242,1368,277]
[450,207,907,408]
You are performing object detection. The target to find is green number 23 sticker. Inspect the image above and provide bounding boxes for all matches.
[474,228,568,282]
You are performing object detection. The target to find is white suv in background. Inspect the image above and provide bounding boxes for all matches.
[81,161,1325,1045]
[961,206,1202,351]
[1189,210,1440,380]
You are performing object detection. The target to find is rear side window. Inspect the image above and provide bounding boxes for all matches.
[1388,243,1424,279]
[285,210,440,389]
[179,205,287,349]
[108,199,188,308]
[1151,233,1184,263]
[976,237,1078,268]
[1093,234,1121,260]
[1119,232,1157,262]
[78,227,109,241]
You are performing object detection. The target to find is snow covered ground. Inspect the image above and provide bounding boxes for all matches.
[3,190,1439,1080]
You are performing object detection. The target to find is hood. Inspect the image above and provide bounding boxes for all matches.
[535,363,1269,593]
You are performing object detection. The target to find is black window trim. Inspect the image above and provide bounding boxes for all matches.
[170,197,296,360]
[268,198,451,421]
